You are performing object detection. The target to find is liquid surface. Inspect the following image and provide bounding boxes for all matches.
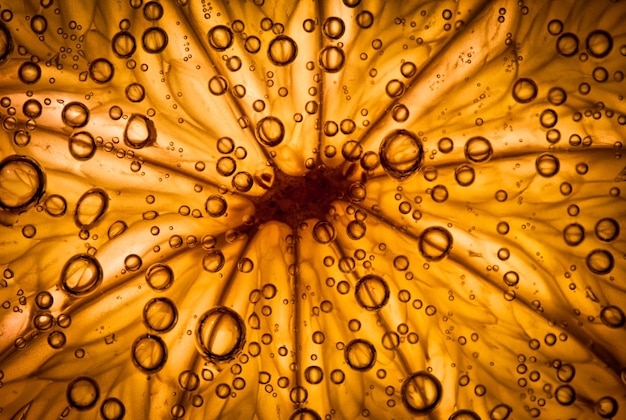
[0,1,625,419]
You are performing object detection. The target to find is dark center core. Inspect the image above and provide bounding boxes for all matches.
[251,165,352,228]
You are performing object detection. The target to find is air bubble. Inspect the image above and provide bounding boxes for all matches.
[356,11,374,29]
[202,249,225,272]
[66,376,99,410]
[595,396,619,418]
[401,371,442,414]
[143,1,164,21]
[313,221,336,243]
[355,274,390,310]
[535,153,560,177]
[585,249,614,275]
[112,31,136,58]
[89,58,114,84]
[318,46,345,73]
[547,19,563,36]
[256,116,285,146]
[586,30,613,58]
[142,27,168,53]
[68,131,96,161]
[196,307,246,361]
[450,409,481,419]
[268,35,298,66]
[23,98,42,118]
[100,397,126,420]
[322,17,345,40]
[556,33,579,57]
[464,137,493,163]
[555,384,576,405]
[208,75,229,95]
[380,130,423,179]
[145,263,174,291]
[244,36,261,54]
[74,188,109,229]
[60,254,103,297]
[539,109,558,128]
[512,78,538,103]
[595,218,619,241]
[344,339,376,371]
[455,164,475,186]
[143,297,178,332]
[205,195,227,217]
[132,334,168,373]
[208,25,233,51]
[0,21,12,62]
[124,114,156,149]
[600,305,625,328]
[419,226,453,261]
[62,102,90,128]
[289,408,321,420]
[0,155,46,211]
[563,223,585,246]
[18,62,41,84]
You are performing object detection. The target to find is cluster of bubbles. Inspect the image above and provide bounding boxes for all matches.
[0,0,625,419]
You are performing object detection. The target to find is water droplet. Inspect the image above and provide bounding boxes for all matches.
[0,155,46,211]
[145,263,174,291]
[60,254,103,297]
[196,307,246,361]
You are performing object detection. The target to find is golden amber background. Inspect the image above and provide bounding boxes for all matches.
[0,0,625,419]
